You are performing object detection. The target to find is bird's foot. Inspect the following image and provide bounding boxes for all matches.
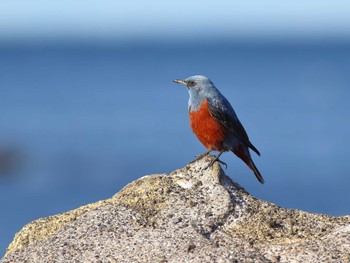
[204,156,227,170]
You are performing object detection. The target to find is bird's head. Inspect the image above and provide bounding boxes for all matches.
[173,75,219,109]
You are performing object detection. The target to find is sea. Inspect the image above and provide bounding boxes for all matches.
[0,41,350,256]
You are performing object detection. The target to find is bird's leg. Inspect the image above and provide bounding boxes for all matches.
[194,150,212,161]
[205,150,227,169]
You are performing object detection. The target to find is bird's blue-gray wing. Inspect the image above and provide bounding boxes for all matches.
[208,98,260,156]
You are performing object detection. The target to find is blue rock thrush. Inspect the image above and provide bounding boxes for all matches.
[173,75,264,184]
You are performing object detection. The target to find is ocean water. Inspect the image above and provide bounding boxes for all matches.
[0,42,350,255]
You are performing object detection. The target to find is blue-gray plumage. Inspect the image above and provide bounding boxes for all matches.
[173,75,264,184]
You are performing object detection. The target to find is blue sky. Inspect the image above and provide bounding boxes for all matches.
[1,1,350,42]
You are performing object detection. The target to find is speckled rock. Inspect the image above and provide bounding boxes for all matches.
[2,155,350,262]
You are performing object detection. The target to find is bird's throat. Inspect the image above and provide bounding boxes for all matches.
[188,96,202,112]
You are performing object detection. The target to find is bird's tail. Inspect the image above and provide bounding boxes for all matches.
[247,159,265,184]
[232,147,265,184]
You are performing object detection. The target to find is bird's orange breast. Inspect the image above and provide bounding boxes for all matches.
[189,99,228,151]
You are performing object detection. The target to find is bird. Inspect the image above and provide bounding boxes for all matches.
[173,75,264,184]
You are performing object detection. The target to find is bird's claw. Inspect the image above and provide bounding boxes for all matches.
[203,158,227,170]
[217,159,228,169]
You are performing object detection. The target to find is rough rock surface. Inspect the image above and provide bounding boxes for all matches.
[2,155,350,262]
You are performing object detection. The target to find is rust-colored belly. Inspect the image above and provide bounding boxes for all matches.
[189,99,228,151]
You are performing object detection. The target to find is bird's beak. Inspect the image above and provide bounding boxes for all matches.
[173,79,187,86]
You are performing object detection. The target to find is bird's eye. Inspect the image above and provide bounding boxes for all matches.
[187,81,196,87]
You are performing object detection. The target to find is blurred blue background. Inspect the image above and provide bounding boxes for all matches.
[1,0,350,256]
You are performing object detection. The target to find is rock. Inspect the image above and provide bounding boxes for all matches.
[2,155,350,262]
